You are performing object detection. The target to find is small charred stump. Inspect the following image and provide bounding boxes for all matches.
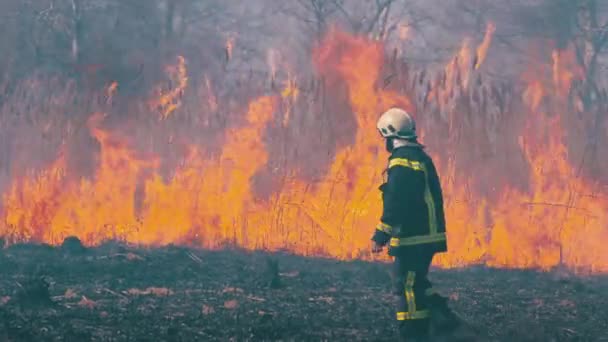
[166,325,182,342]
[266,258,282,289]
[15,277,54,308]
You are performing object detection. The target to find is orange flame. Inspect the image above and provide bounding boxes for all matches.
[150,56,188,119]
[139,96,275,246]
[475,22,496,70]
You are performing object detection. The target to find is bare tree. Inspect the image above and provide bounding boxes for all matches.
[333,0,396,36]
[282,0,342,41]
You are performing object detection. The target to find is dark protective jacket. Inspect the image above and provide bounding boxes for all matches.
[372,145,447,256]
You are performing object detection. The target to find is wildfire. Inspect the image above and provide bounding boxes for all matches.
[1,26,607,274]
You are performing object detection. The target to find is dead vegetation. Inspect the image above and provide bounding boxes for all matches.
[0,242,606,341]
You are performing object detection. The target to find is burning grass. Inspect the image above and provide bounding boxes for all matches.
[1,27,607,272]
[0,242,606,341]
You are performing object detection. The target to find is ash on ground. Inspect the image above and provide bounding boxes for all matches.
[0,242,606,341]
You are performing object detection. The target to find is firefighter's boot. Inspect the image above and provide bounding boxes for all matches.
[427,294,461,333]
[399,320,430,342]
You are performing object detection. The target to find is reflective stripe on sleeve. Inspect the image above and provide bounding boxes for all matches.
[376,222,393,234]
[388,158,422,171]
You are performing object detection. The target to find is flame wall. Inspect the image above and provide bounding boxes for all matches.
[1,28,607,273]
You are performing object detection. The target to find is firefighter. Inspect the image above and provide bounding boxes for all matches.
[371,107,456,341]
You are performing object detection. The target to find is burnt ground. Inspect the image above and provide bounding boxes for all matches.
[0,242,607,342]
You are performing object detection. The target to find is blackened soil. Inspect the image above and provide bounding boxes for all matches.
[0,243,606,341]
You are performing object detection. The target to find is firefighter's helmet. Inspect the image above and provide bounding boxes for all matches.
[376,108,417,139]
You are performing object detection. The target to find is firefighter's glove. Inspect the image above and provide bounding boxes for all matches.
[371,241,384,254]
[371,230,390,254]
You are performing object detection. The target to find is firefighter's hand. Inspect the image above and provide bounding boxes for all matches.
[371,241,384,254]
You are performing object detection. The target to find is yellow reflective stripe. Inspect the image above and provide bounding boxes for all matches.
[420,163,438,235]
[388,158,422,171]
[396,310,430,320]
[376,222,393,234]
[389,233,446,247]
[405,271,416,314]
[397,272,429,321]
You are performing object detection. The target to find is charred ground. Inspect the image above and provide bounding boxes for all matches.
[0,242,606,341]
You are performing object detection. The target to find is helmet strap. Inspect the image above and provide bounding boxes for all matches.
[385,138,395,153]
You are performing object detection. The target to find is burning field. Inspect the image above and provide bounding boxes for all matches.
[1,24,607,272]
[1,0,608,340]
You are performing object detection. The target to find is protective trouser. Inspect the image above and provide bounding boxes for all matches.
[393,251,435,339]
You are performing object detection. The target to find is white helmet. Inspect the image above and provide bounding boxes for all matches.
[376,108,417,139]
